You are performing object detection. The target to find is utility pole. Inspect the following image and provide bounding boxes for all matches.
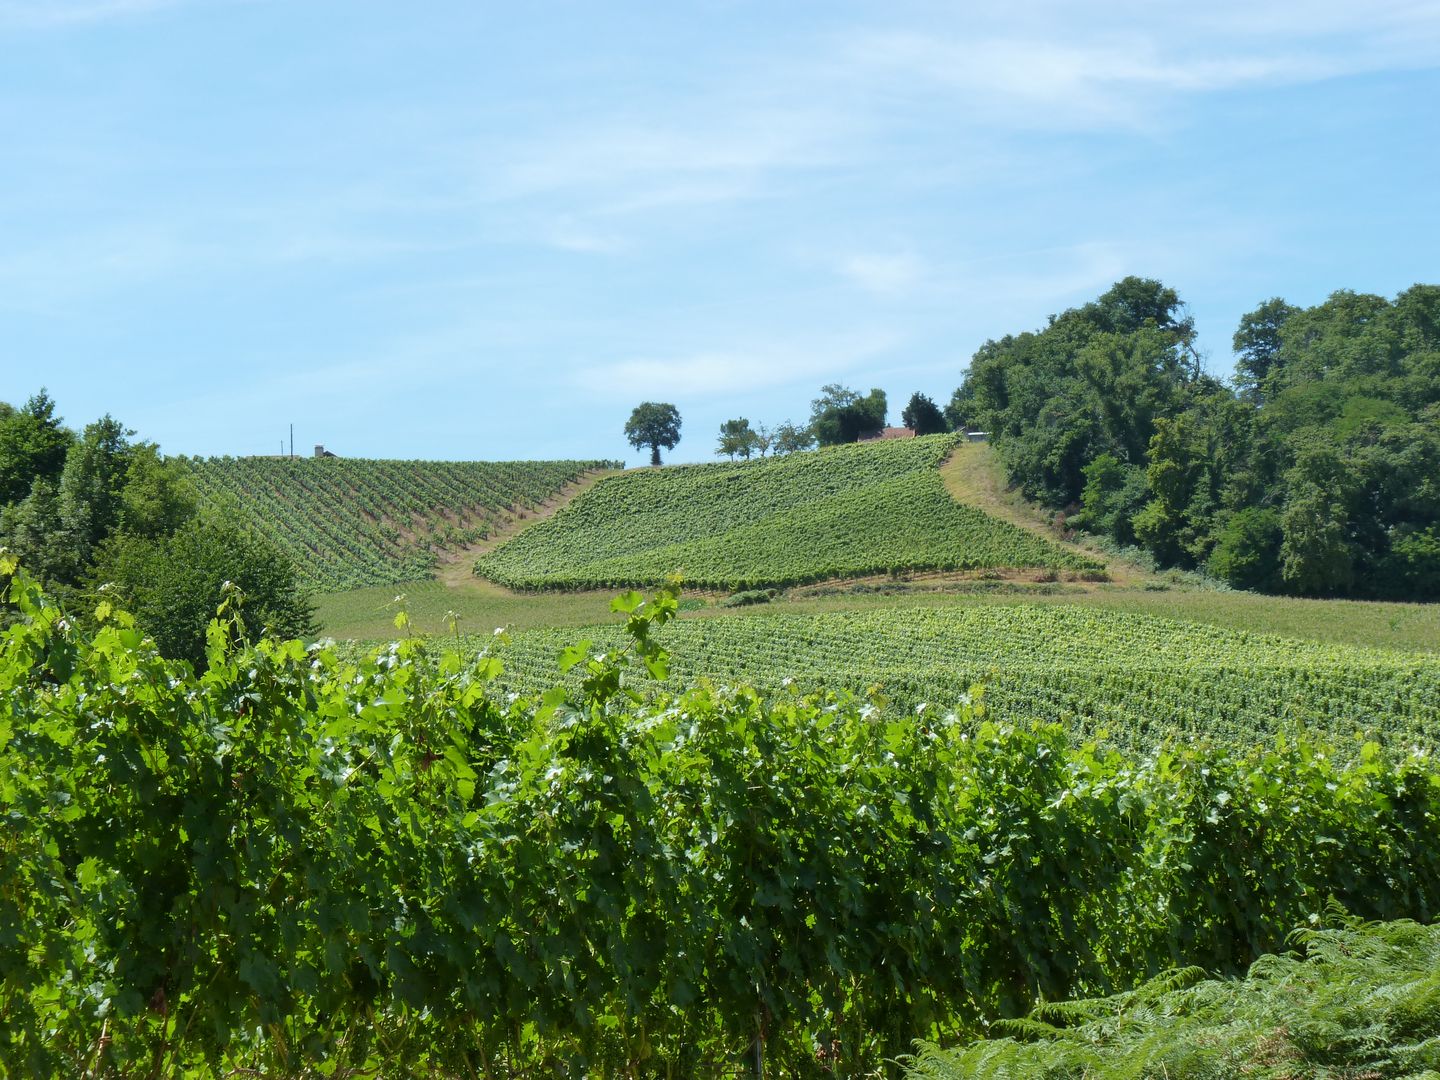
[289,424,294,460]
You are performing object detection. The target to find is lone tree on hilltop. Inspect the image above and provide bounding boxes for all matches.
[625,402,682,466]
[902,392,949,435]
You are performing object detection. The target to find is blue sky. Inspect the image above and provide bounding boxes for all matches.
[3,0,1438,466]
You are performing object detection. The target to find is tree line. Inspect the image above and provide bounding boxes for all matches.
[625,384,953,465]
[0,392,315,665]
[946,277,1440,599]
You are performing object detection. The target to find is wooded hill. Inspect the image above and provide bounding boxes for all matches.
[947,279,1440,600]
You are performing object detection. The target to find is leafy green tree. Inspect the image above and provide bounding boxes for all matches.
[901,392,948,435]
[1380,525,1440,597]
[116,444,196,539]
[624,402,682,466]
[1280,443,1357,595]
[0,480,70,586]
[809,384,887,446]
[957,278,1439,597]
[752,423,773,458]
[1207,507,1284,591]
[56,415,133,573]
[1073,453,1148,546]
[0,389,73,506]
[771,420,815,455]
[89,510,317,670]
[943,387,974,433]
[949,278,1203,508]
[715,417,759,461]
[0,412,195,591]
[1232,297,1298,402]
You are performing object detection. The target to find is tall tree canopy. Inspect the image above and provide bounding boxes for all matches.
[901,392,949,436]
[951,280,1440,599]
[809,384,887,446]
[949,277,1209,508]
[90,510,317,670]
[624,402,682,466]
[0,390,73,506]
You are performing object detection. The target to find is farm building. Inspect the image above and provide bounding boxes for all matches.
[859,426,916,442]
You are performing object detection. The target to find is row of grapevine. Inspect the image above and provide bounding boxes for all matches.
[179,456,616,592]
[475,435,1099,591]
[4,574,1440,1076]
[483,603,1440,749]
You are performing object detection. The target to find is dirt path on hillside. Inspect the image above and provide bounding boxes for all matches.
[938,443,1157,588]
[435,467,619,590]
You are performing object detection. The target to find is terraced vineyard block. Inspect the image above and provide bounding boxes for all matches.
[475,436,1097,590]
[484,604,1440,750]
[180,456,615,592]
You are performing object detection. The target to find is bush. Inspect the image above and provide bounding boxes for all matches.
[1208,507,1284,592]
[720,587,779,607]
[88,511,316,669]
[905,915,1440,1080]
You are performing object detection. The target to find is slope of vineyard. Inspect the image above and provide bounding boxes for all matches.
[485,604,1440,749]
[180,456,615,592]
[475,435,1099,590]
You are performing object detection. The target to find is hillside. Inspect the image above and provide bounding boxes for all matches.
[474,435,1100,591]
[179,456,615,592]
[485,604,1440,750]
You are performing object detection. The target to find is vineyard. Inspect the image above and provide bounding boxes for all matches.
[484,603,1440,750]
[474,435,1098,591]
[5,571,1440,1077]
[179,455,615,592]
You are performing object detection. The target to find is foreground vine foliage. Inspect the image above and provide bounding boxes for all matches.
[3,557,1440,1077]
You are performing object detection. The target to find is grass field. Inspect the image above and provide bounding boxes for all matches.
[473,435,1098,591]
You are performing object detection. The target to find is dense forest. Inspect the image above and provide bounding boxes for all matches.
[947,279,1440,599]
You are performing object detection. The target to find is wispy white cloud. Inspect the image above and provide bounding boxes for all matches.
[542,217,629,255]
[840,34,1330,132]
[572,331,902,401]
[0,214,474,313]
[0,0,194,28]
[836,252,926,296]
[837,2,1440,130]
[498,107,846,195]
